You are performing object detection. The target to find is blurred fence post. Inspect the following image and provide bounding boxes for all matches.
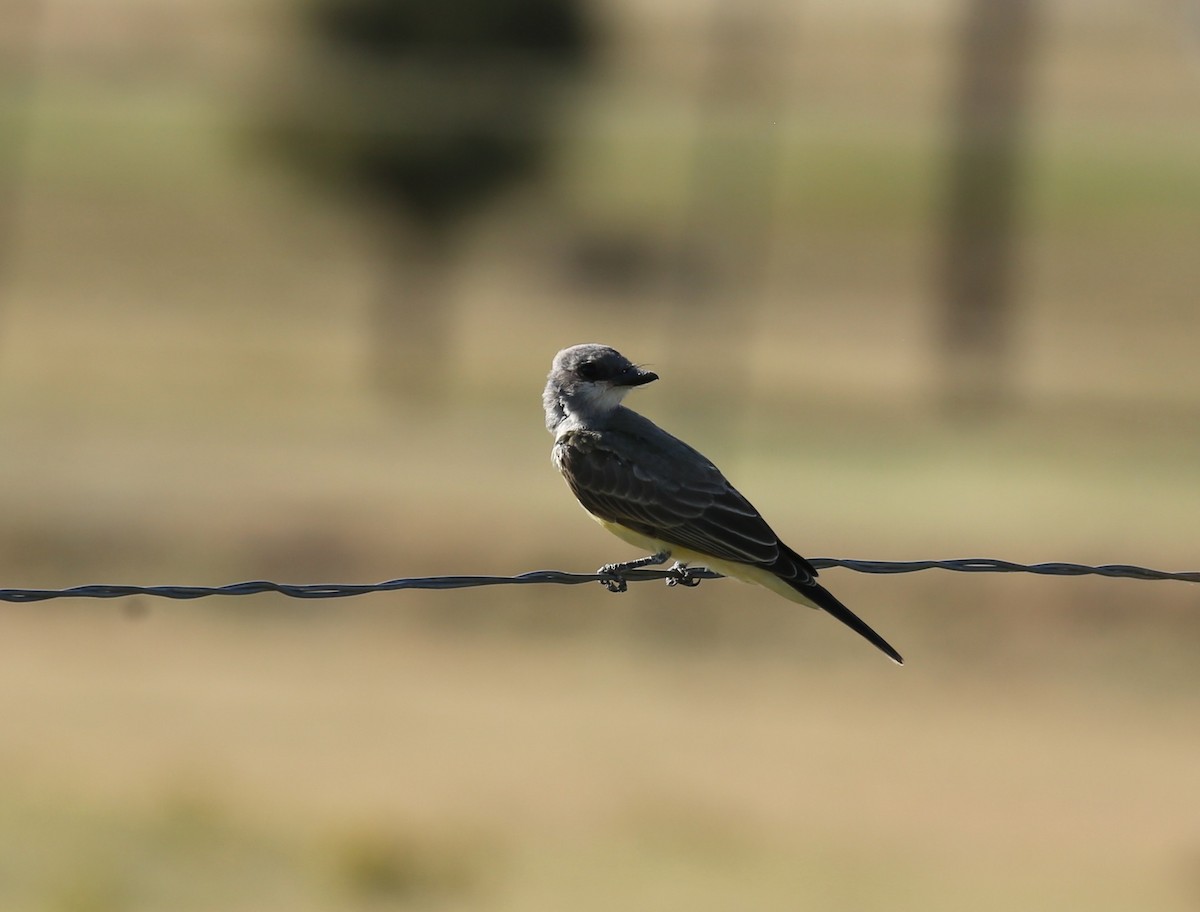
[661,0,792,410]
[937,0,1038,413]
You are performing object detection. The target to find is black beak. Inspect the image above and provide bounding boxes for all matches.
[613,367,658,387]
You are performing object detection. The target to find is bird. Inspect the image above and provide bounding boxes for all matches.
[543,343,903,664]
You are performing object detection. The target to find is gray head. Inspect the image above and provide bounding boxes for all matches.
[543,343,658,432]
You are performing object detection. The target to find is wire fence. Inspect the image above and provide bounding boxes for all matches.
[0,558,1196,603]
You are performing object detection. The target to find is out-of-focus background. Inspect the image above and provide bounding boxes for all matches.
[2,0,1199,908]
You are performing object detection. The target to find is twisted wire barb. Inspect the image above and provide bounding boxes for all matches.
[0,558,1196,603]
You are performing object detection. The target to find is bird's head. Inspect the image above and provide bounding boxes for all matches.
[544,343,658,432]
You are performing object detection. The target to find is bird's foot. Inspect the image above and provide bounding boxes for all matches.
[597,550,671,593]
[597,563,629,593]
[666,561,702,588]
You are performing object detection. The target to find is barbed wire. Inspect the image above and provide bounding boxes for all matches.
[0,558,1196,603]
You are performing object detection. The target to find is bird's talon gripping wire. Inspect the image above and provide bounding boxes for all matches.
[666,561,701,588]
[597,550,669,593]
[597,563,629,593]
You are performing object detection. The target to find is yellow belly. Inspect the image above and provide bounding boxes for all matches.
[594,516,820,612]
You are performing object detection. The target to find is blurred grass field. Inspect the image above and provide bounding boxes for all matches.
[2,0,1200,909]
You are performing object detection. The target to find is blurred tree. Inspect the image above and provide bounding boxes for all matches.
[937,0,1037,413]
[267,0,592,399]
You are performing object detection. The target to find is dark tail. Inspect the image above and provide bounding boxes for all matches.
[790,576,904,666]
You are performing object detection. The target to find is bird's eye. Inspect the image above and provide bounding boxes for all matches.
[577,361,602,381]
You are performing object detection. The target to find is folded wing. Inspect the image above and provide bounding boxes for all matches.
[555,428,813,578]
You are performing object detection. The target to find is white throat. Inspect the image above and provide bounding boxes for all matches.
[550,383,631,438]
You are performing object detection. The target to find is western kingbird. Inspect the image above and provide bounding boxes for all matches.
[544,343,902,664]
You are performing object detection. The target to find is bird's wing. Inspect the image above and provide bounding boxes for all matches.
[555,427,788,567]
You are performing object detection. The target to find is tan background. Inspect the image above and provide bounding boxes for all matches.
[1,0,1198,909]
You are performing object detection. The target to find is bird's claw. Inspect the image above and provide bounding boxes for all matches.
[597,564,628,593]
[666,562,701,588]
